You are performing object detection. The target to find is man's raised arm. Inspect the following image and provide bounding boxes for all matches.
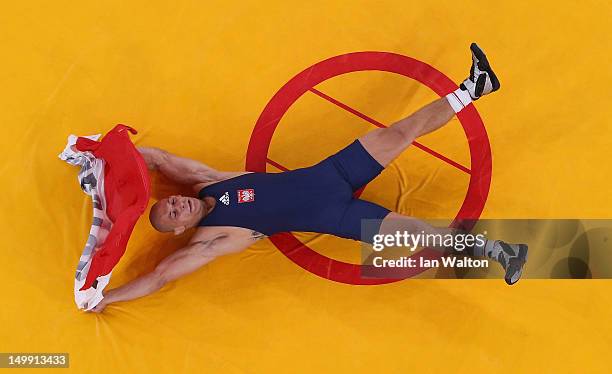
[90,234,228,313]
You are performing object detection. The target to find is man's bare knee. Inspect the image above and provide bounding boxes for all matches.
[379,212,451,236]
[388,120,419,141]
[358,127,416,167]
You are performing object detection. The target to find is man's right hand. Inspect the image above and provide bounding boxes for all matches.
[89,299,109,313]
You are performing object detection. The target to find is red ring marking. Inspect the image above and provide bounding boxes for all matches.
[246,52,492,285]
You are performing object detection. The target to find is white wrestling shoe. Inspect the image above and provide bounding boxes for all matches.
[460,43,501,100]
[486,241,528,285]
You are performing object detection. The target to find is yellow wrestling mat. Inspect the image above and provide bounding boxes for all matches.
[1,1,611,372]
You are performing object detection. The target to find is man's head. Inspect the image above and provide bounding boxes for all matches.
[149,195,207,235]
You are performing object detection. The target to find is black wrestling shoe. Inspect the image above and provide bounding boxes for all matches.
[460,43,501,100]
[488,241,528,285]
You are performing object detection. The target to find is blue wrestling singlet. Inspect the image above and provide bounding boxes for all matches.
[197,140,391,243]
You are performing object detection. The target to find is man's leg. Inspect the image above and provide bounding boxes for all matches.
[378,213,528,285]
[359,97,455,167]
[359,42,500,167]
[364,44,527,285]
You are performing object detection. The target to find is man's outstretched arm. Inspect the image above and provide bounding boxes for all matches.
[138,146,245,186]
[90,235,228,312]
[138,146,222,185]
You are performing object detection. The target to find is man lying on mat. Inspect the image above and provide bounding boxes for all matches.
[91,43,527,313]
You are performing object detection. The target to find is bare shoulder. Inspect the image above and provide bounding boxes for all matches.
[189,225,266,255]
[192,172,254,192]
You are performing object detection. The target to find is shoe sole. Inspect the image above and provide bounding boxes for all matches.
[470,43,501,92]
[504,244,528,285]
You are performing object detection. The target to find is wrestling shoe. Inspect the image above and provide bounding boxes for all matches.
[487,241,528,285]
[460,43,501,100]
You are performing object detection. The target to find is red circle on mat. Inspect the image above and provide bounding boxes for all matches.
[246,52,492,285]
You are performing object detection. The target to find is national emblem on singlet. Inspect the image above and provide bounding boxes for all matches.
[237,189,255,203]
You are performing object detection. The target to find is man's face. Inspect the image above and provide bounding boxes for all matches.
[150,195,205,233]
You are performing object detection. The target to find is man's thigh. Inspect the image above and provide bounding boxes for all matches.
[337,199,391,243]
[378,212,455,237]
[321,139,387,192]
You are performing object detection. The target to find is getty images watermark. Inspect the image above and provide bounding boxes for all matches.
[361,219,612,280]
[369,231,490,269]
